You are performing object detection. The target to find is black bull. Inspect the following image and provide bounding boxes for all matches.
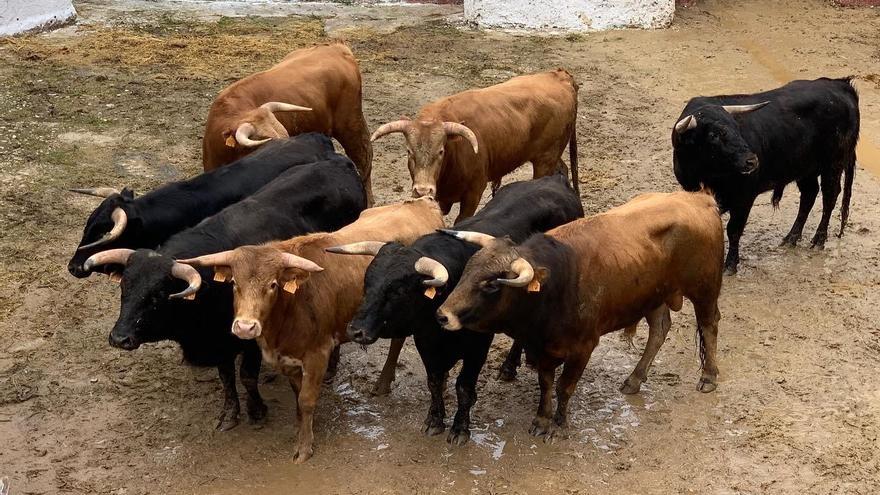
[333,173,583,445]
[68,133,336,277]
[672,77,859,273]
[83,156,366,431]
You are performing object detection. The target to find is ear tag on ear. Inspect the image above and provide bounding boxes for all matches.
[527,279,541,293]
[283,280,298,294]
[109,272,123,283]
[225,136,236,148]
[213,270,230,283]
[183,293,197,301]
[424,286,437,299]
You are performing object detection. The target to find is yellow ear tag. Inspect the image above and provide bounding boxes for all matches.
[283,280,298,294]
[424,286,437,299]
[225,136,236,148]
[183,293,197,301]
[213,270,230,283]
[109,272,122,283]
[527,279,541,293]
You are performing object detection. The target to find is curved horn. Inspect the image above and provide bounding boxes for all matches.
[722,101,770,115]
[438,229,496,249]
[77,207,128,251]
[324,241,386,256]
[496,257,535,288]
[442,122,479,154]
[83,248,134,272]
[235,123,271,148]
[674,115,697,134]
[176,250,235,268]
[260,102,312,113]
[69,187,121,198]
[414,257,448,287]
[281,253,323,273]
[370,120,410,142]
[169,262,202,300]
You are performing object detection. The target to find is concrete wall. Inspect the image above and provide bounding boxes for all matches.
[464,0,674,31]
[0,0,76,36]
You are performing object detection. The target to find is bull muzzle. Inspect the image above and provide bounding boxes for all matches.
[108,331,140,350]
[412,184,436,199]
[346,322,378,345]
[435,308,462,331]
[232,318,261,340]
[741,154,759,175]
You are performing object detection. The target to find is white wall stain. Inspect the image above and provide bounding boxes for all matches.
[464,0,674,32]
[0,0,76,36]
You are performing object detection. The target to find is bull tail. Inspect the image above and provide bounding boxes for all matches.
[569,120,580,196]
[838,153,856,237]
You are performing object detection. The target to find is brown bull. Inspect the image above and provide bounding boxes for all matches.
[179,198,444,463]
[202,43,374,203]
[436,190,724,440]
[371,69,580,222]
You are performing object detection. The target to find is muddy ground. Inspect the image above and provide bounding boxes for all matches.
[2,0,880,493]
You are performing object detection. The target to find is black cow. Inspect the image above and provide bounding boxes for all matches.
[83,156,366,431]
[68,133,336,277]
[672,77,860,274]
[328,173,583,444]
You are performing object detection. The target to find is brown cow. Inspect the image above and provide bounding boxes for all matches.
[202,43,374,204]
[371,69,580,223]
[179,197,444,462]
[436,190,724,440]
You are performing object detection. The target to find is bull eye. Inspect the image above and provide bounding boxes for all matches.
[269,280,278,290]
[481,280,499,295]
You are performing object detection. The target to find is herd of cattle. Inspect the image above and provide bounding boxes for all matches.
[66,43,861,463]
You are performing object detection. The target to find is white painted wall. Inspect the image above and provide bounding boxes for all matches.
[0,0,76,36]
[464,0,674,31]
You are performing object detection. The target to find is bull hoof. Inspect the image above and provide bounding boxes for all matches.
[697,377,717,393]
[780,235,799,247]
[496,366,517,382]
[216,412,240,432]
[447,427,471,446]
[529,416,556,440]
[371,380,393,397]
[423,417,446,436]
[247,401,268,424]
[619,377,642,395]
[723,265,738,276]
[293,445,313,464]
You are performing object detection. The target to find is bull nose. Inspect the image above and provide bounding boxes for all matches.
[232,319,261,339]
[412,185,436,198]
[108,332,138,350]
[347,324,367,344]
[435,310,449,327]
[68,262,88,278]
[743,155,759,175]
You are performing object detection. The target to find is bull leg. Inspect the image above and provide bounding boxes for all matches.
[811,171,843,249]
[448,334,492,445]
[497,339,523,382]
[216,358,241,431]
[240,343,268,424]
[293,351,330,464]
[373,337,405,396]
[528,361,557,439]
[335,121,374,206]
[423,371,448,436]
[453,187,484,225]
[695,301,721,393]
[724,200,755,275]
[621,305,672,394]
[323,345,340,384]
[552,353,592,442]
[781,176,819,246]
[288,368,303,423]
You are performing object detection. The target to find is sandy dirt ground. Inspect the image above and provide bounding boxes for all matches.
[1,0,880,493]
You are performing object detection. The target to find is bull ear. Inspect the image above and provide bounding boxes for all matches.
[280,268,312,291]
[120,187,135,199]
[212,266,233,283]
[528,267,550,293]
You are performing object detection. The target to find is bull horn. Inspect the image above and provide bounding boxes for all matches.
[235,123,271,148]
[77,207,128,251]
[443,122,479,154]
[722,101,769,115]
[438,229,496,249]
[370,120,410,142]
[69,187,121,198]
[260,102,312,113]
[674,115,697,134]
[414,257,448,287]
[497,257,535,288]
[324,241,387,256]
[176,250,235,268]
[281,253,323,272]
[169,262,202,300]
[83,248,135,272]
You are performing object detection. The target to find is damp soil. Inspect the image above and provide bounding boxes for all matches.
[1,1,880,494]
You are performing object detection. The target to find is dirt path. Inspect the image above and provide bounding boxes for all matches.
[1,1,879,494]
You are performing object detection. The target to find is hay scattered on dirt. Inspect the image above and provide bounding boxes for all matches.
[1,16,327,81]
